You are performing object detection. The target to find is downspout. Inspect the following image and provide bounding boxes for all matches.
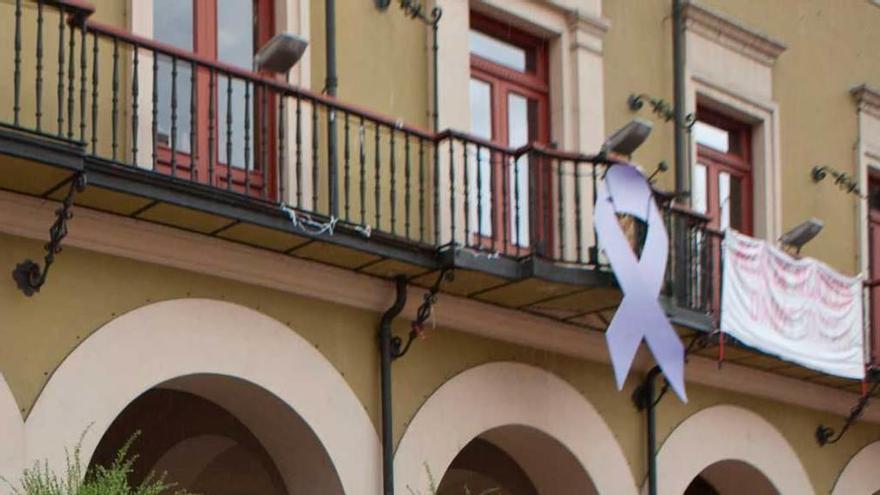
[325,0,339,216]
[432,13,440,132]
[635,366,662,495]
[672,0,688,202]
[379,276,408,495]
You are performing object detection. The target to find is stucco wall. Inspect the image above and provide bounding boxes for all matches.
[602,0,880,274]
[1,231,880,493]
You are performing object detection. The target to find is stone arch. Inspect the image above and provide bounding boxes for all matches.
[832,441,880,495]
[655,404,812,495]
[0,373,24,483]
[25,298,380,495]
[394,361,638,495]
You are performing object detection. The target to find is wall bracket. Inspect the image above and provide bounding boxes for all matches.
[392,268,453,360]
[12,172,87,296]
[816,371,880,446]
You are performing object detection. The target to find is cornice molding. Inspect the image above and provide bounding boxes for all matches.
[852,84,880,119]
[0,190,874,423]
[682,1,786,67]
[567,11,610,55]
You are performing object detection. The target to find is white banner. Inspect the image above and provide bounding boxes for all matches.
[721,230,865,379]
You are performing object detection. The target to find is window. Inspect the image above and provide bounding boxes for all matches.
[869,172,880,363]
[692,107,753,234]
[152,0,274,196]
[468,13,549,251]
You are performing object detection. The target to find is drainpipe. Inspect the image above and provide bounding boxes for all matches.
[432,14,440,132]
[325,0,339,216]
[379,276,408,495]
[672,0,688,202]
[634,366,662,495]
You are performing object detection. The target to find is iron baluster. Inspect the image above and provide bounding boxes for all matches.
[91,32,99,155]
[131,48,139,165]
[557,159,565,260]
[312,100,319,209]
[151,49,158,167]
[295,95,302,206]
[374,123,381,228]
[67,16,75,139]
[261,82,268,199]
[244,80,252,194]
[190,60,197,181]
[208,68,216,185]
[344,112,351,220]
[476,144,482,244]
[13,0,22,126]
[575,162,583,262]
[463,141,470,246]
[359,117,366,224]
[449,141,456,244]
[57,5,66,136]
[404,132,411,239]
[79,19,87,142]
[433,138,440,245]
[36,0,44,131]
[170,55,177,173]
[514,154,521,255]
[12,173,87,297]
[390,129,397,235]
[502,153,509,251]
[492,152,499,253]
[418,138,425,243]
[225,74,233,191]
[276,86,285,201]
[111,38,119,160]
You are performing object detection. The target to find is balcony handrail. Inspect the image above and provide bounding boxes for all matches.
[67,8,617,165]
[42,0,94,21]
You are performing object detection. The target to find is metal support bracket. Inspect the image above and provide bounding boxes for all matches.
[816,371,880,446]
[391,268,453,360]
[628,93,696,130]
[12,172,86,296]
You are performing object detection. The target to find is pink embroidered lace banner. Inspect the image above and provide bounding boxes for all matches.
[721,230,865,379]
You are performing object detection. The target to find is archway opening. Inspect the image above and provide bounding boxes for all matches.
[684,460,778,495]
[89,374,344,495]
[436,425,597,495]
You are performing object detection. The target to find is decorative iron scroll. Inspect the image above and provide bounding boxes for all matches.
[12,172,87,296]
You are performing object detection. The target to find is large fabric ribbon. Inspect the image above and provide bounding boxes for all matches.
[595,164,687,401]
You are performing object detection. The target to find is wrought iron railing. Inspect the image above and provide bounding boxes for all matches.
[662,203,724,316]
[1,0,722,319]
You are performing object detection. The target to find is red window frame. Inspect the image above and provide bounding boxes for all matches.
[868,173,880,365]
[695,107,753,234]
[154,0,276,199]
[469,13,551,254]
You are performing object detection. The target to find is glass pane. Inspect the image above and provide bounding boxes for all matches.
[694,121,729,153]
[154,1,193,154]
[469,79,492,140]
[508,93,531,246]
[729,175,743,231]
[693,163,708,214]
[217,0,255,169]
[218,0,255,70]
[718,171,730,231]
[153,0,192,51]
[469,79,493,236]
[469,30,527,72]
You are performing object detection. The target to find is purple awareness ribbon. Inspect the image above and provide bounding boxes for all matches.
[595,163,687,401]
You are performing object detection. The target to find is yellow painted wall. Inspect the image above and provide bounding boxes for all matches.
[1,231,879,493]
[602,0,880,273]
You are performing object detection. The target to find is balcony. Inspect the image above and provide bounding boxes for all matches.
[1,0,726,340]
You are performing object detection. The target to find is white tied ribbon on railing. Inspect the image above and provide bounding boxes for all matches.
[595,164,687,401]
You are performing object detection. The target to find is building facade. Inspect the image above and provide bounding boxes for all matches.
[0,0,879,493]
